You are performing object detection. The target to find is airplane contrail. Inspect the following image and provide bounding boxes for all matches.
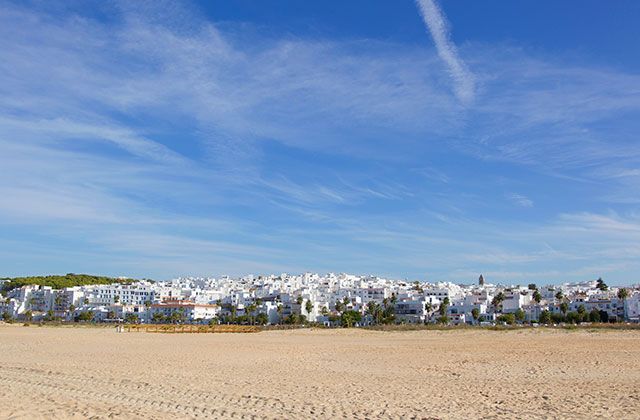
[415,0,475,104]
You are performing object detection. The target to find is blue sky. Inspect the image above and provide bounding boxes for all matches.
[1,0,639,284]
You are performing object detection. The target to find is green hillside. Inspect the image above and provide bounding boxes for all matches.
[0,273,133,293]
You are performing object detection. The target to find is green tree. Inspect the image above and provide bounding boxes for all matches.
[305,300,313,316]
[515,308,526,323]
[113,295,120,304]
[296,296,303,305]
[538,310,551,324]
[596,277,608,291]
[577,305,586,322]
[471,307,480,323]
[2,311,13,322]
[381,298,395,324]
[334,300,344,314]
[341,310,362,328]
[276,304,283,324]
[492,292,505,312]
[255,313,268,325]
[532,290,542,304]
[24,310,33,321]
[566,312,581,324]
[245,303,257,324]
[169,309,185,324]
[559,302,569,315]
[599,310,609,323]
[439,297,450,317]
[43,310,55,321]
[125,313,139,324]
[365,301,379,324]
[617,288,629,301]
[528,283,537,290]
[152,312,165,324]
[284,314,298,325]
[589,309,601,323]
[555,291,563,302]
[425,302,433,314]
[76,311,93,322]
[497,313,515,325]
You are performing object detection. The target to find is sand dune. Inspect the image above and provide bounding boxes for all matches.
[0,325,638,419]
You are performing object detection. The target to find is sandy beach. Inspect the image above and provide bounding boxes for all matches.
[0,325,638,419]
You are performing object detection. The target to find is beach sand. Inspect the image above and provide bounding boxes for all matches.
[0,325,638,419]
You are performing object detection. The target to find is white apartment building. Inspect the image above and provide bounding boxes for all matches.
[150,300,219,322]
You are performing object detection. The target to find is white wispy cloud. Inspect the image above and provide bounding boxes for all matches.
[415,0,476,104]
[507,193,534,208]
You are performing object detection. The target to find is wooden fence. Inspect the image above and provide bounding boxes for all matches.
[123,324,260,333]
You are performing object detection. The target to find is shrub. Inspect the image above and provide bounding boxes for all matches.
[497,313,516,325]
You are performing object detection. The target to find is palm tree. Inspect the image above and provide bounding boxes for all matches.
[617,288,629,301]
[439,297,450,316]
[424,302,434,323]
[617,288,629,320]
[381,298,395,324]
[335,300,344,314]
[365,301,379,325]
[305,300,313,317]
[246,303,257,324]
[491,292,504,313]
[555,291,563,302]
[559,302,568,315]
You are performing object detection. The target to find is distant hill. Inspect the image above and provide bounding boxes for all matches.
[0,273,133,293]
